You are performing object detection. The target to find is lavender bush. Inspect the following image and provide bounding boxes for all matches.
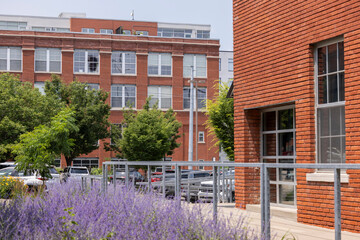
[0,182,261,240]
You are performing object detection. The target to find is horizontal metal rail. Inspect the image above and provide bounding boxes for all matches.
[86,161,360,240]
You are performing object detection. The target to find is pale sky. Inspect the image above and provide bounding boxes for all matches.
[2,0,233,51]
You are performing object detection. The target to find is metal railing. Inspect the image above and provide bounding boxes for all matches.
[80,161,360,240]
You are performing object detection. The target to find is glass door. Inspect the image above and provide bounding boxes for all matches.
[261,106,296,206]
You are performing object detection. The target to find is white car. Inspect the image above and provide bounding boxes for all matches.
[64,166,90,178]
[198,171,235,202]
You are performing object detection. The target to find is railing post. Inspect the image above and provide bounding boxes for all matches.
[113,164,116,190]
[334,168,341,240]
[229,175,233,203]
[102,163,106,192]
[104,164,108,192]
[125,163,129,187]
[175,164,180,198]
[147,165,151,191]
[261,163,270,240]
[162,166,166,198]
[217,167,221,202]
[213,165,218,222]
[222,166,225,202]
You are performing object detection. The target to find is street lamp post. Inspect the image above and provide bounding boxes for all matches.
[188,66,194,170]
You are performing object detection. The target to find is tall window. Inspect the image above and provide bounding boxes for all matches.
[74,50,99,74]
[183,54,206,78]
[157,28,192,38]
[183,87,206,109]
[148,86,172,109]
[148,53,172,76]
[111,85,136,108]
[0,47,21,72]
[316,38,345,164]
[35,48,61,72]
[196,30,210,39]
[111,51,136,74]
[228,58,233,72]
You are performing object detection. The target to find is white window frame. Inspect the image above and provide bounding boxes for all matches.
[198,131,205,143]
[183,87,207,110]
[34,48,61,73]
[314,37,345,165]
[74,50,100,74]
[111,84,136,109]
[87,83,100,91]
[148,86,172,109]
[183,54,207,78]
[111,51,136,75]
[81,28,95,33]
[228,58,233,72]
[100,29,113,34]
[148,53,172,76]
[0,47,22,72]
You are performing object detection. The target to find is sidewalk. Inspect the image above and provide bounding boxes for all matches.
[213,203,360,240]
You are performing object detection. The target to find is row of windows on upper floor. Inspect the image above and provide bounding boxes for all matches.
[34,83,207,110]
[0,47,208,78]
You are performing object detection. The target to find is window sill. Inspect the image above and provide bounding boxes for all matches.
[74,72,99,75]
[111,107,136,111]
[148,75,172,78]
[111,73,136,76]
[35,71,62,74]
[306,172,349,183]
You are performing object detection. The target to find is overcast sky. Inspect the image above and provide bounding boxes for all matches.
[2,0,233,51]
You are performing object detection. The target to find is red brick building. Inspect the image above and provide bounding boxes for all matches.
[0,13,220,168]
[233,0,360,233]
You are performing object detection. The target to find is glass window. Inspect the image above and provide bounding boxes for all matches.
[183,54,206,78]
[148,53,172,76]
[316,39,345,164]
[157,28,193,38]
[0,47,21,71]
[135,31,148,36]
[100,29,113,34]
[198,131,205,142]
[87,83,100,91]
[196,30,210,39]
[122,30,131,35]
[34,82,45,95]
[73,158,98,169]
[111,51,136,74]
[74,50,99,74]
[183,87,207,109]
[35,48,61,72]
[81,28,95,33]
[111,84,136,108]
[148,86,172,109]
[228,58,233,72]
[0,21,27,30]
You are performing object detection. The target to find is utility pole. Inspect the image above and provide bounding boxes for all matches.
[188,66,194,170]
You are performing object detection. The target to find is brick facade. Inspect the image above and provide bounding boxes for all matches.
[0,18,220,168]
[233,0,360,233]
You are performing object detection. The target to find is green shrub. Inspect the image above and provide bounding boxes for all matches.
[91,168,102,175]
[0,177,28,199]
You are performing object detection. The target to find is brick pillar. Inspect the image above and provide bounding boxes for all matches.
[22,48,34,84]
[136,53,148,108]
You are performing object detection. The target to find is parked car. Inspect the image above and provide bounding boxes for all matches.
[64,166,90,178]
[114,170,145,183]
[0,166,60,189]
[198,170,235,202]
[0,162,16,170]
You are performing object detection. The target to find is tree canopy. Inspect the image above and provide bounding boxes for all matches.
[116,99,182,162]
[13,108,78,178]
[205,83,234,161]
[44,75,111,166]
[0,74,61,162]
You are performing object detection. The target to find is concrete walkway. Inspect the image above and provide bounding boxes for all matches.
[214,203,360,240]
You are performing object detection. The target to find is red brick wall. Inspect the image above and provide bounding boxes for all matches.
[233,0,360,232]
[0,30,219,168]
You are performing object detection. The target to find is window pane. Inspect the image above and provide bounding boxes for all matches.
[10,48,21,60]
[318,76,327,104]
[341,106,345,135]
[279,185,294,205]
[339,72,344,101]
[328,74,338,103]
[278,109,293,130]
[49,61,61,72]
[148,66,158,75]
[263,133,276,156]
[74,62,85,73]
[318,108,330,137]
[338,42,344,71]
[88,51,99,73]
[0,59,6,70]
[111,97,122,107]
[35,61,46,71]
[35,48,46,60]
[263,111,276,131]
[161,65,171,75]
[279,132,294,156]
[317,47,326,75]
[330,106,340,136]
[9,60,21,71]
[49,49,61,61]
[331,137,341,163]
[124,52,136,74]
[320,137,330,163]
[279,159,294,182]
[328,44,337,73]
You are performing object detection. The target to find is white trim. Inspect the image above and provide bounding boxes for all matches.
[306,172,349,183]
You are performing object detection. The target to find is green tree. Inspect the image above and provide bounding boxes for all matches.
[205,83,234,161]
[117,99,182,162]
[13,108,78,178]
[0,73,61,162]
[45,75,112,166]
